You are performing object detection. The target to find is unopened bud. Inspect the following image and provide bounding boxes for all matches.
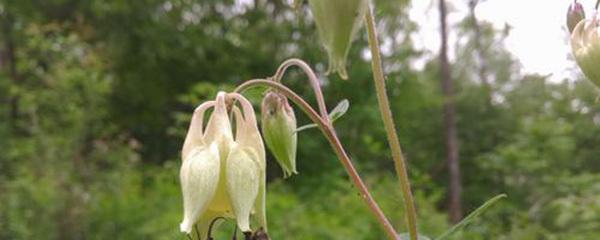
[261,91,298,177]
[308,0,369,80]
[567,2,586,33]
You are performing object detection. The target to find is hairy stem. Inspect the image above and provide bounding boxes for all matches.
[364,5,418,240]
[272,58,330,122]
[235,79,399,239]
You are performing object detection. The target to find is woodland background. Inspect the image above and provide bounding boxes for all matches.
[0,0,599,239]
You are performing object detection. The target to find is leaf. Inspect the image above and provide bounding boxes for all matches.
[294,99,350,133]
[329,99,349,121]
[398,233,431,240]
[295,123,318,132]
[435,194,507,240]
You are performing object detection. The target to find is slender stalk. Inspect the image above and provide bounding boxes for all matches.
[235,79,399,240]
[272,58,330,121]
[364,5,418,240]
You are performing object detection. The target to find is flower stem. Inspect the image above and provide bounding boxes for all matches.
[235,79,399,240]
[273,58,330,122]
[364,5,418,240]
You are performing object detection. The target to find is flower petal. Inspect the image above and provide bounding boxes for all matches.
[180,144,220,234]
[182,101,215,160]
[204,92,234,158]
[308,0,368,79]
[229,93,265,170]
[255,171,267,232]
[229,93,268,231]
[226,146,260,232]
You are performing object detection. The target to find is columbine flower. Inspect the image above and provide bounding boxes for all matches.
[571,13,600,87]
[261,91,298,177]
[308,0,369,80]
[180,92,267,239]
[567,1,585,33]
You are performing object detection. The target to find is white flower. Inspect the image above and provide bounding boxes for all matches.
[571,13,600,87]
[179,92,267,238]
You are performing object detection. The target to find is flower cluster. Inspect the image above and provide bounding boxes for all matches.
[179,92,267,238]
[179,89,299,239]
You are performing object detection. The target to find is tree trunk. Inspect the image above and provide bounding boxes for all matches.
[469,0,492,104]
[1,12,19,128]
[438,0,463,223]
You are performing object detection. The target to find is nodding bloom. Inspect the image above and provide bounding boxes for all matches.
[179,92,267,239]
[261,91,298,177]
[308,0,369,80]
[571,12,600,87]
[567,1,586,33]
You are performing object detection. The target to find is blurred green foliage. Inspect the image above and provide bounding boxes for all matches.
[0,0,599,239]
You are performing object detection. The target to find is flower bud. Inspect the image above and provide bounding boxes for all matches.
[308,0,369,80]
[261,91,298,177]
[567,2,586,33]
[571,14,600,87]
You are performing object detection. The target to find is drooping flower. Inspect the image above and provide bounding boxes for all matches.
[180,92,267,239]
[567,1,585,33]
[261,91,298,177]
[570,13,600,87]
[308,0,369,80]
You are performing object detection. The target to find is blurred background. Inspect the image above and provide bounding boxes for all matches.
[1,0,599,239]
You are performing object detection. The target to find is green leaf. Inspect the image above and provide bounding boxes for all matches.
[329,99,349,121]
[295,123,318,132]
[295,99,350,133]
[398,233,431,240]
[435,194,507,240]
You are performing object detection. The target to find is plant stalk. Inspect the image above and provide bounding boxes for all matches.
[235,79,399,240]
[273,58,330,122]
[364,5,418,240]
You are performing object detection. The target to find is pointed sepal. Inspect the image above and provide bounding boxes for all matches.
[180,144,221,234]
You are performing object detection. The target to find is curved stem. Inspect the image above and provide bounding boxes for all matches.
[365,5,418,240]
[272,58,330,122]
[235,80,399,240]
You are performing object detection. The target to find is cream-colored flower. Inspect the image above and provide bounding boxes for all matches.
[571,13,600,87]
[308,0,369,80]
[180,92,267,239]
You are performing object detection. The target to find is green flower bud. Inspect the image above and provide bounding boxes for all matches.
[567,2,585,33]
[571,14,600,87]
[308,0,369,80]
[261,91,298,177]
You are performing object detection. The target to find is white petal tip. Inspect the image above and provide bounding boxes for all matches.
[237,221,251,233]
[180,222,192,234]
